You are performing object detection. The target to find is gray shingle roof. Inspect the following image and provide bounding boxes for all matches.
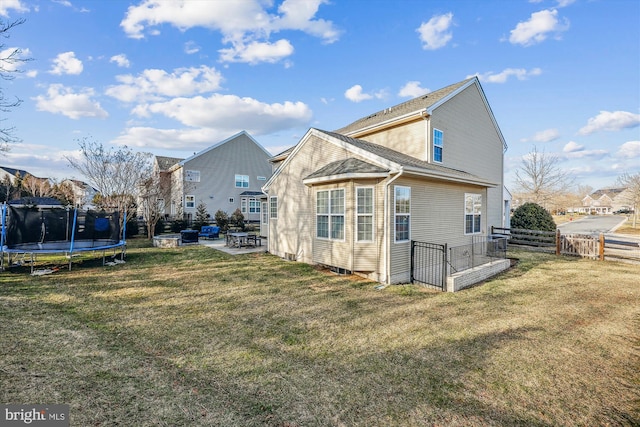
[316,129,489,184]
[335,77,475,135]
[155,156,183,171]
[0,166,31,177]
[305,158,389,180]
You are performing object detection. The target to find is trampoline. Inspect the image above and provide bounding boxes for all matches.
[1,204,127,273]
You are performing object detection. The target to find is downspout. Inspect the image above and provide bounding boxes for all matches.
[383,168,404,284]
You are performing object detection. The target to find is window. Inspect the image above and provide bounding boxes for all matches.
[394,186,410,242]
[157,198,165,215]
[185,195,195,209]
[356,187,374,242]
[185,170,200,182]
[235,174,249,188]
[270,196,278,219]
[241,198,247,213]
[316,189,344,240]
[249,198,260,213]
[229,197,234,204]
[257,176,267,181]
[433,128,443,163]
[262,202,268,224]
[465,193,482,234]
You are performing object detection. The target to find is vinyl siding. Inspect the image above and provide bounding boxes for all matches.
[388,176,488,284]
[179,133,272,222]
[356,119,426,160]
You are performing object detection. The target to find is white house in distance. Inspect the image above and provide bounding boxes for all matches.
[61,179,98,209]
[263,77,509,287]
[156,131,273,224]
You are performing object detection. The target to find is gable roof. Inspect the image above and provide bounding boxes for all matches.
[264,128,497,190]
[304,158,390,184]
[335,76,507,152]
[0,166,32,178]
[178,130,271,167]
[155,156,183,171]
[589,188,627,199]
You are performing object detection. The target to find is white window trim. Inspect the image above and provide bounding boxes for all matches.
[433,128,443,164]
[394,186,411,243]
[316,189,345,241]
[235,174,249,188]
[185,195,196,209]
[356,187,374,243]
[262,202,268,224]
[269,196,278,219]
[464,193,482,235]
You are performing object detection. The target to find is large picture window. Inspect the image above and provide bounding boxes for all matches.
[433,128,443,163]
[394,186,410,242]
[356,187,374,242]
[465,193,482,234]
[317,189,344,240]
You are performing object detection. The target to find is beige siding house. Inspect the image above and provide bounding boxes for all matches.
[263,77,508,285]
[156,131,273,226]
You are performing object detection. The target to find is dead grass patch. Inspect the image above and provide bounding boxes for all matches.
[0,242,638,426]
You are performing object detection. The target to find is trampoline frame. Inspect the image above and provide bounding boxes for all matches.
[1,204,127,273]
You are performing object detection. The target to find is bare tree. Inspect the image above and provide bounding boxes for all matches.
[138,174,163,238]
[66,137,152,232]
[616,171,640,228]
[515,146,574,209]
[21,174,53,198]
[1,18,32,151]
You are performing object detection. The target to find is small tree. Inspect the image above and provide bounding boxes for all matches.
[515,146,574,208]
[138,175,163,239]
[194,202,209,230]
[511,202,556,232]
[214,209,229,232]
[617,172,640,228]
[229,208,245,231]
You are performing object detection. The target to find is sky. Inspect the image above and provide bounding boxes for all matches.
[1,0,639,193]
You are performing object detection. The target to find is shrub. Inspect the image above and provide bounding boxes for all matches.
[229,208,245,231]
[214,210,229,232]
[194,202,210,229]
[511,202,556,231]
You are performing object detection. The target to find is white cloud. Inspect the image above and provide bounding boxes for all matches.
[219,39,294,64]
[344,85,385,103]
[579,111,640,135]
[529,128,560,143]
[49,51,83,75]
[398,81,430,98]
[0,47,32,72]
[509,9,569,46]
[416,12,454,50]
[563,141,583,152]
[105,65,223,102]
[110,54,130,68]
[617,141,640,159]
[184,41,200,55]
[120,0,339,64]
[556,0,576,7]
[131,94,312,134]
[33,84,108,119]
[471,68,542,84]
[0,0,28,16]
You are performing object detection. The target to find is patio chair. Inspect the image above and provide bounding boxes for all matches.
[199,225,220,239]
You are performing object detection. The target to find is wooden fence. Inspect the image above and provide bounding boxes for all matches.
[491,226,640,263]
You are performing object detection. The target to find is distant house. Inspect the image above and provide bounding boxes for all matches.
[578,188,633,214]
[0,166,31,184]
[263,77,508,285]
[156,131,273,225]
[61,179,98,209]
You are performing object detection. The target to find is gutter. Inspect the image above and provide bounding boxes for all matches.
[383,168,404,284]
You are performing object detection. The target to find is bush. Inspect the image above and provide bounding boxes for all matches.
[229,208,245,231]
[125,218,139,238]
[194,202,210,229]
[511,203,556,231]
[170,219,189,233]
[214,210,229,232]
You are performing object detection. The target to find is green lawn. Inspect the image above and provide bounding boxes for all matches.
[1,240,638,426]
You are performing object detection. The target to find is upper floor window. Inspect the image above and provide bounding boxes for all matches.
[185,195,195,209]
[433,128,443,163]
[394,186,411,242]
[465,193,482,234]
[356,187,374,242]
[235,174,249,188]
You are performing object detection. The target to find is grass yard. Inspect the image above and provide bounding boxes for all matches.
[1,240,638,426]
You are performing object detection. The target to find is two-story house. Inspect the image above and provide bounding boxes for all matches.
[263,77,508,285]
[157,131,273,224]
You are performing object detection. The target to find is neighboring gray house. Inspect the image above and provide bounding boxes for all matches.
[157,131,273,224]
[263,77,509,287]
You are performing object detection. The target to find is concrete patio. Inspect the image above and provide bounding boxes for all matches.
[197,236,268,255]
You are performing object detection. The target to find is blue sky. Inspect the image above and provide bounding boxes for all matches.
[1,0,638,191]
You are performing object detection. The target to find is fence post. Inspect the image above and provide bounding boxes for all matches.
[599,233,605,261]
[556,229,561,256]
